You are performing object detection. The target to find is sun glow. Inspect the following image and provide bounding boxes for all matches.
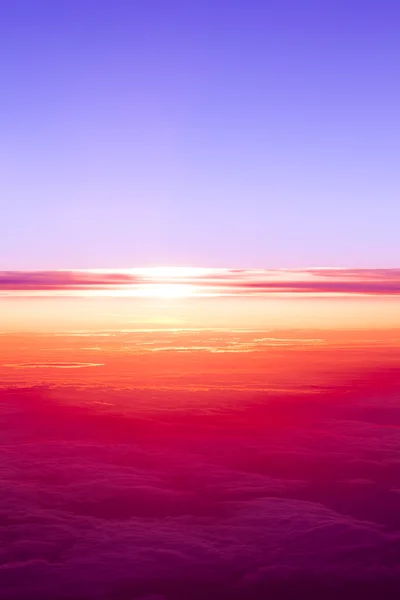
[136,267,216,278]
[88,267,217,279]
[133,283,197,298]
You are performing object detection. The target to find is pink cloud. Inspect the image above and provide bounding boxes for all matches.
[1,370,400,598]
[1,268,400,296]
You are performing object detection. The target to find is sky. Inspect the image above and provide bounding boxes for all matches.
[1,0,400,269]
[2,5,400,598]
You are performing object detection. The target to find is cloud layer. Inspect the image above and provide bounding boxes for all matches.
[1,268,400,296]
[1,359,400,599]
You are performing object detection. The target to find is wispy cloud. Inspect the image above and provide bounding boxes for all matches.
[3,362,104,369]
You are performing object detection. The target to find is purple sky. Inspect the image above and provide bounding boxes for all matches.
[1,0,399,269]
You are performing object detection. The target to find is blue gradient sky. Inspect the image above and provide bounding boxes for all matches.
[1,0,399,268]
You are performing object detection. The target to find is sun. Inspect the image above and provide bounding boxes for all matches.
[114,267,217,298]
